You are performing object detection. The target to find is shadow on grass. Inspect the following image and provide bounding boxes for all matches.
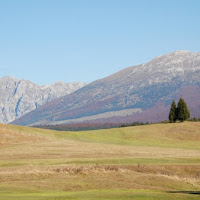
[168,191,200,195]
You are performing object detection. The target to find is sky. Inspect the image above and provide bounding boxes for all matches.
[0,0,200,85]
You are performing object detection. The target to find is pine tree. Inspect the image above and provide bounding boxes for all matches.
[169,100,177,123]
[176,98,190,122]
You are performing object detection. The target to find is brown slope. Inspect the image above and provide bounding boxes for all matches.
[83,85,200,124]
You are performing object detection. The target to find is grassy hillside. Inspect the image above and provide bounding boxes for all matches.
[0,122,200,199]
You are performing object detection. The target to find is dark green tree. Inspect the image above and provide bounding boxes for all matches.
[169,100,177,123]
[176,98,190,122]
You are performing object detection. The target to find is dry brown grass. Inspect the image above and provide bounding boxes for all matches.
[0,122,200,193]
[0,164,199,192]
[0,140,200,164]
[0,124,48,146]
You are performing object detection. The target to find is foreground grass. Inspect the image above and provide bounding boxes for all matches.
[1,157,200,167]
[1,188,200,200]
[0,122,200,199]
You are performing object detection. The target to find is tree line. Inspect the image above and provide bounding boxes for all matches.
[169,98,190,122]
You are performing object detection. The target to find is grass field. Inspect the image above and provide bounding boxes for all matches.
[0,122,200,199]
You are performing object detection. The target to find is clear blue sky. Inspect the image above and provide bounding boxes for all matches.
[0,0,200,85]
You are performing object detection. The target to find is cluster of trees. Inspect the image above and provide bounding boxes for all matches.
[169,98,190,122]
[119,122,149,128]
[34,123,119,131]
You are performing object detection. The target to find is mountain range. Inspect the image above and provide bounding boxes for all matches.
[0,77,87,123]
[11,50,200,126]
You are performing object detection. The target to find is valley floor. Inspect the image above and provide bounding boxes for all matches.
[0,122,200,199]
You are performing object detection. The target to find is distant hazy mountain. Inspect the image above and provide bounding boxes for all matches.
[12,50,200,126]
[0,77,87,123]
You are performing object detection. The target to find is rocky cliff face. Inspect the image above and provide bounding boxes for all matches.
[0,77,87,123]
[12,50,200,126]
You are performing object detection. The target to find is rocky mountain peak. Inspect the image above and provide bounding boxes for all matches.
[11,50,200,126]
[0,77,87,123]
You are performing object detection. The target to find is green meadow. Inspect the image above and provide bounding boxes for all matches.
[0,122,200,199]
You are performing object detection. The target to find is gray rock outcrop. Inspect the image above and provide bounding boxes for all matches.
[0,77,87,123]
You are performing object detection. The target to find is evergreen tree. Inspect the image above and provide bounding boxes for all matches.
[176,98,190,122]
[169,100,177,123]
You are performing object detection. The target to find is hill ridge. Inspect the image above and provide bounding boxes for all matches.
[12,50,200,126]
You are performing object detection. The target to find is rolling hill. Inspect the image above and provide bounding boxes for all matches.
[0,122,200,199]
